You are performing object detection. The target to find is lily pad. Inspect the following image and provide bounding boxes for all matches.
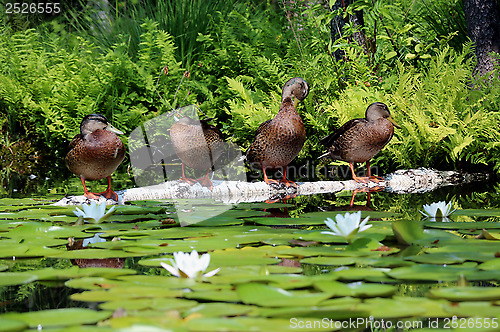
[0,318,27,332]
[237,283,332,307]
[0,272,37,286]
[99,298,198,311]
[357,297,427,318]
[406,251,493,264]
[277,246,348,258]
[479,229,500,240]
[392,220,424,245]
[333,268,391,281]
[314,280,396,298]
[405,253,466,265]
[209,247,282,266]
[32,266,136,281]
[50,249,142,259]
[183,303,253,318]
[2,309,112,328]
[0,244,30,258]
[441,301,500,318]
[5,223,89,239]
[452,209,500,217]
[71,287,184,302]
[387,263,478,282]
[185,289,241,303]
[424,221,500,229]
[300,257,356,266]
[301,211,400,219]
[428,286,500,301]
[478,258,500,271]
[249,217,327,226]
[257,301,368,320]
[188,317,336,331]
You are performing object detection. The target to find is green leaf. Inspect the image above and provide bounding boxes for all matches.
[442,301,500,317]
[0,318,27,332]
[428,286,500,301]
[300,257,356,266]
[0,273,37,286]
[386,51,398,60]
[236,283,332,307]
[392,220,424,245]
[183,303,253,318]
[478,258,500,271]
[387,263,484,282]
[314,281,396,298]
[480,229,500,240]
[2,309,112,328]
[99,298,198,312]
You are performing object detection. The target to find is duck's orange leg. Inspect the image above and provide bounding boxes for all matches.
[349,189,358,207]
[279,167,298,189]
[349,189,374,207]
[196,169,214,190]
[179,163,197,185]
[99,176,119,201]
[262,166,280,186]
[81,177,101,200]
[349,162,369,183]
[366,160,384,183]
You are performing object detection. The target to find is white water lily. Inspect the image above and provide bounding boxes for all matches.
[160,250,220,278]
[82,233,106,247]
[73,200,116,224]
[321,211,372,243]
[420,201,456,221]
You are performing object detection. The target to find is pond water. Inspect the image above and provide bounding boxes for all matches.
[1,167,500,331]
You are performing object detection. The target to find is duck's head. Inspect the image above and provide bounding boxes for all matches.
[365,102,401,128]
[80,114,124,136]
[282,77,309,107]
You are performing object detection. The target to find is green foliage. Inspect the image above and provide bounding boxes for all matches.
[1,0,500,177]
[303,44,500,172]
[63,0,239,66]
[223,77,279,147]
[0,21,187,162]
[212,0,500,174]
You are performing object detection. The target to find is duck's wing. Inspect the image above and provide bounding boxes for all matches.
[244,118,273,161]
[254,119,273,137]
[201,119,224,140]
[67,134,84,151]
[319,118,366,147]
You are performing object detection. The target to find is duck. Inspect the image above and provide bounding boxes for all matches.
[170,116,224,190]
[66,114,125,201]
[319,102,400,183]
[246,77,309,188]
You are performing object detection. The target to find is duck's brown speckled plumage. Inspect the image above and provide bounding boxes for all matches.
[319,102,400,182]
[170,116,224,189]
[66,114,125,200]
[246,77,309,187]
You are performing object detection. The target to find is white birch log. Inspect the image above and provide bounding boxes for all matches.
[54,168,488,206]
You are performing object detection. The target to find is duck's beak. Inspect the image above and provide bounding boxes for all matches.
[293,96,301,109]
[106,124,124,135]
[389,116,401,129]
